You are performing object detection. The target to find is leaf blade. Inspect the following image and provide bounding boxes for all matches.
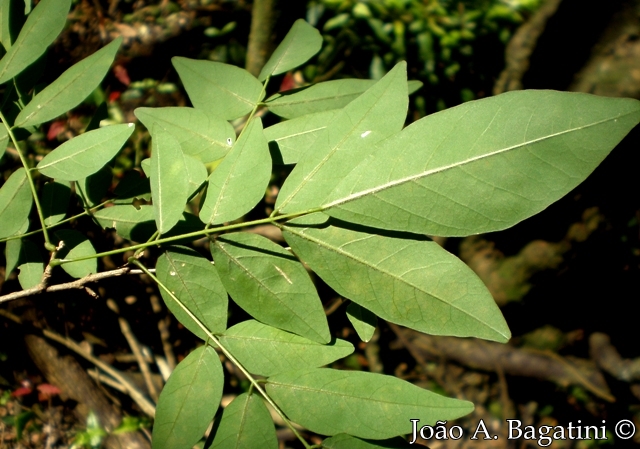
[323,91,640,236]
[267,368,473,439]
[282,216,510,342]
[219,320,353,376]
[211,233,330,344]
[0,168,33,239]
[258,19,322,81]
[55,229,97,278]
[15,37,122,128]
[37,124,134,181]
[152,345,223,449]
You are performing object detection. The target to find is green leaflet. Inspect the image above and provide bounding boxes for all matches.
[0,168,32,239]
[37,124,134,181]
[322,434,413,449]
[55,229,97,278]
[265,79,422,119]
[346,302,377,343]
[42,180,70,226]
[134,107,235,164]
[150,126,189,234]
[0,0,71,85]
[258,19,322,81]
[156,247,228,340]
[184,154,207,198]
[209,393,277,449]
[152,345,223,449]
[264,110,337,165]
[323,91,640,236]
[266,368,473,440]
[282,215,510,343]
[218,320,354,376]
[199,118,270,225]
[14,37,122,128]
[17,239,42,289]
[172,57,263,120]
[0,126,8,159]
[275,62,408,214]
[211,232,330,344]
[76,166,112,208]
[0,0,13,51]
[5,238,21,276]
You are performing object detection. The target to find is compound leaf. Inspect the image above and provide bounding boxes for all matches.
[283,215,510,343]
[219,320,353,376]
[37,124,134,181]
[134,107,235,163]
[156,246,228,339]
[275,62,408,214]
[266,368,473,440]
[172,57,263,120]
[264,110,338,165]
[55,229,97,278]
[258,19,322,81]
[0,168,32,239]
[209,393,277,449]
[15,37,121,128]
[211,232,330,344]
[323,91,640,236]
[150,126,189,234]
[199,118,270,225]
[0,0,71,85]
[152,345,223,449]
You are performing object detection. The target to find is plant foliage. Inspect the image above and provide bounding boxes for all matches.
[1,4,639,449]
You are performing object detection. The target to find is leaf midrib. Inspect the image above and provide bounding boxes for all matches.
[284,226,507,339]
[323,112,634,209]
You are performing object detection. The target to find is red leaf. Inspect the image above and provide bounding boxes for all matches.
[109,91,121,103]
[47,120,66,140]
[279,72,296,92]
[11,387,32,397]
[114,64,131,86]
[37,383,61,401]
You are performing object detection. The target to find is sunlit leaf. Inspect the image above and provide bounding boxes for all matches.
[37,124,134,181]
[199,118,270,225]
[211,232,330,344]
[283,215,510,342]
[55,229,97,278]
[184,155,207,199]
[0,168,33,239]
[152,345,223,449]
[0,0,71,84]
[267,368,473,439]
[14,37,122,128]
[264,110,337,165]
[265,78,421,119]
[156,246,228,339]
[209,393,277,449]
[134,107,235,163]
[323,91,640,236]
[275,62,408,214]
[42,180,70,226]
[172,57,263,120]
[219,320,353,376]
[150,126,189,234]
[258,19,322,81]
[346,303,377,343]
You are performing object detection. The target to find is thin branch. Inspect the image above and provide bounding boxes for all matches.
[0,267,150,304]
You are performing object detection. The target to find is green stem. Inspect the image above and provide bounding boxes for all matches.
[0,199,112,244]
[51,207,322,266]
[0,110,54,251]
[131,260,312,449]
